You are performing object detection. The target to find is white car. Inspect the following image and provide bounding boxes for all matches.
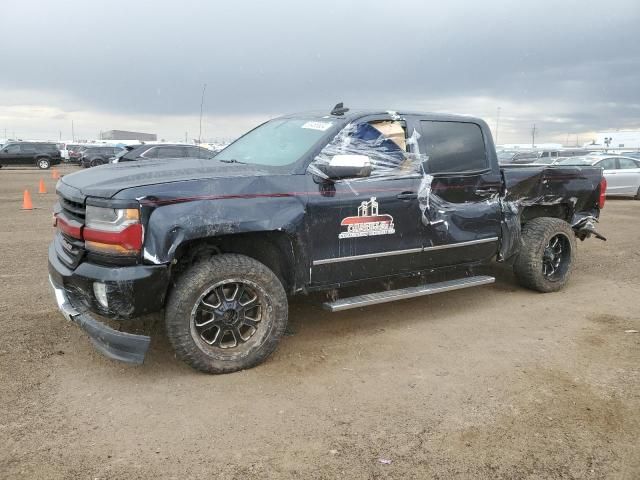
[556,156,640,198]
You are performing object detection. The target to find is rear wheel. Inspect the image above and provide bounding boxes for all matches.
[165,254,288,374]
[635,185,640,200]
[37,158,51,169]
[514,217,577,292]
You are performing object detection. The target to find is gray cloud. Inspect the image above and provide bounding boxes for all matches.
[0,0,639,142]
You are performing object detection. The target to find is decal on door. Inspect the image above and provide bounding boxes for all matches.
[338,197,395,239]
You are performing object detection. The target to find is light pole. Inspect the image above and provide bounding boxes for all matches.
[531,124,537,148]
[198,83,207,144]
[495,107,501,145]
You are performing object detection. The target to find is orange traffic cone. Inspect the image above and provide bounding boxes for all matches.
[51,168,60,179]
[38,179,47,194]
[22,190,33,210]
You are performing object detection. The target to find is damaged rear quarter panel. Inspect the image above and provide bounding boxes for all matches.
[499,164,602,260]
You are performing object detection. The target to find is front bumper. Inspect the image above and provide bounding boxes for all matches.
[49,276,150,364]
[48,241,170,364]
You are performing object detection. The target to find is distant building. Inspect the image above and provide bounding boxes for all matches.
[101,130,157,141]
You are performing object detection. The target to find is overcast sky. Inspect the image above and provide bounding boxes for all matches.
[0,0,638,144]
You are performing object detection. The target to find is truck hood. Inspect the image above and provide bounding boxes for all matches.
[59,159,269,199]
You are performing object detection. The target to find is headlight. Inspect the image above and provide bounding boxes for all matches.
[84,206,142,256]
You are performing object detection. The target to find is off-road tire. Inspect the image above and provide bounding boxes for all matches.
[513,217,577,293]
[36,157,51,169]
[165,254,288,374]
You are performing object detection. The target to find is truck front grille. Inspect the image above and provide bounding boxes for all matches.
[56,192,86,269]
[59,195,86,222]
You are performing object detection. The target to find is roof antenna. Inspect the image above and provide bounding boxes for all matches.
[330,102,349,116]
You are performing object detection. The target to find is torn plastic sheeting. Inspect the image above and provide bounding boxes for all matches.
[308,123,426,180]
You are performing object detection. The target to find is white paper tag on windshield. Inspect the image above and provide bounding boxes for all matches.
[302,121,333,131]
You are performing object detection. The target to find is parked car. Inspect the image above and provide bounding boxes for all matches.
[63,144,84,162]
[0,142,62,169]
[49,108,607,373]
[80,146,125,168]
[538,148,591,159]
[110,143,217,163]
[532,157,565,165]
[497,150,539,164]
[555,156,640,198]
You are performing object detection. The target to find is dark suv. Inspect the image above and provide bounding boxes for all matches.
[80,146,125,168]
[111,144,216,163]
[0,142,62,169]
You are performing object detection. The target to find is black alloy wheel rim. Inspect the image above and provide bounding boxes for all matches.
[191,281,263,349]
[542,233,571,279]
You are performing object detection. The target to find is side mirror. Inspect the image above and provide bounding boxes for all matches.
[321,154,372,179]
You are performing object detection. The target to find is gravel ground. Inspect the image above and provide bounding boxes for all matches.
[1,166,639,479]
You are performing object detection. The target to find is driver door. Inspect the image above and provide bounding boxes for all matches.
[305,116,426,286]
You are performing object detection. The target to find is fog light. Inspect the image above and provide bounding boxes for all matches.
[93,282,109,308]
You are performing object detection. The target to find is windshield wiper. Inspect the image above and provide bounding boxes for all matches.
[218,158,247,164]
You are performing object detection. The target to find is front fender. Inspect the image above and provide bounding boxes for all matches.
[140,195,307,264]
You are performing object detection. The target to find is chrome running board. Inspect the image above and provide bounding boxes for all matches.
[322,275,495,312]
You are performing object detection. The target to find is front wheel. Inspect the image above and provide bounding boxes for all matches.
[513,217,577,292]
[37,158,51,169]
[165,254,288,374]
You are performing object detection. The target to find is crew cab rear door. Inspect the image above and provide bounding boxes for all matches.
[305,116,426,286]
[415,119,502,268]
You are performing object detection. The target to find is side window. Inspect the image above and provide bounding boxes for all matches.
[598,158,617,170]
[312,120,411,176]
[5,144,21,153]
[419,121,488,173]
[22,144,37,153]
[190,147,214,158]
[157,146,187,158]
[618,158,639,169]
[186,147,203,158]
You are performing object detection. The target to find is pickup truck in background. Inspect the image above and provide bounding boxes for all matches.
[48,105,607,373]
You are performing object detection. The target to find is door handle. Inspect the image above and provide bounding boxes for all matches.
[396,192,418,200]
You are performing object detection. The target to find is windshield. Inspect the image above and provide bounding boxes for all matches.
[214,118,334,166]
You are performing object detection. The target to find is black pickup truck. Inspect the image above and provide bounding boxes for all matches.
[48,106,607,373]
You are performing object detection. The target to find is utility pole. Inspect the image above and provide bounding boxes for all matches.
[198,83,207,144]
[495,107,501,145]
[71,120,75,142]
[531,124,537,148]
[185,132,188,143]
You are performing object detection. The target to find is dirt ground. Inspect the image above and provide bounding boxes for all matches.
[1,165,639,479]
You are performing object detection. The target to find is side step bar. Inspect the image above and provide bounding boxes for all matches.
[323,275,495,312]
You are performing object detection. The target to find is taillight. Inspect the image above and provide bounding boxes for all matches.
[84,206,142,256]
[598,177,607,209]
